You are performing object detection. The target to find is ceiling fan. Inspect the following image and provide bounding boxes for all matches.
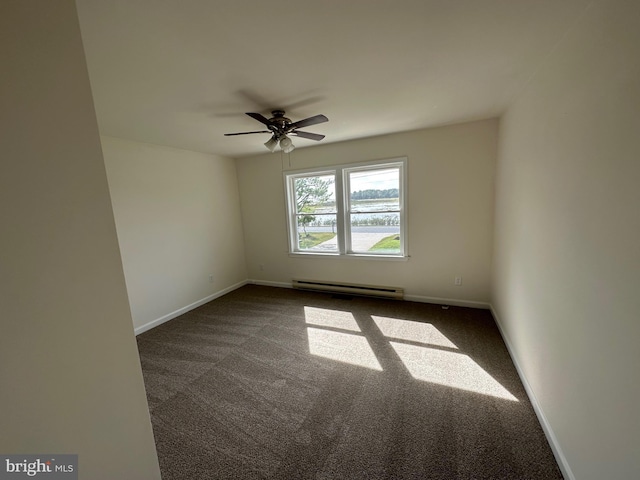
[224,110,328,153]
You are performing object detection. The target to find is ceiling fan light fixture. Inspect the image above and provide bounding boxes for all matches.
[280,135,295,153]
[264,136,278,152]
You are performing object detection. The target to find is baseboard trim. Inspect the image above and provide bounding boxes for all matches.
[405,294,490,309]
[249,279,294,289]
[134,280,248,335]
[489,304,574,480]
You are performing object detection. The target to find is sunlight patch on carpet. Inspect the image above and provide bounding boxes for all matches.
[371,316,458,349]
[304,309,517,399]
[306,327,382,371]
[389,342,518,401]
[304,306,361,332]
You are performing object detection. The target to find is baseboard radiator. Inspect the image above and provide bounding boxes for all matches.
[292,279,404,299]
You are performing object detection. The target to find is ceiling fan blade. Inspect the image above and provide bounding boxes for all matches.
[245,112,272,126]
[291,130,325,141]
[288,114,328,130]
[224,130,270,136]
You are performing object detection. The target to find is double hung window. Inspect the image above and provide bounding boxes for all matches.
[285,158,406,257]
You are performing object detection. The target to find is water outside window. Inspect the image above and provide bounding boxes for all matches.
[348,168,401,254]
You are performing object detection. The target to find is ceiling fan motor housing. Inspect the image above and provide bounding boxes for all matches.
[269,110,292,134]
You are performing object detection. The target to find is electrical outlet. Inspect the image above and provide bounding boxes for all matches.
[209,274,214,283]
[259,264,264,271]
[454,276,462,286]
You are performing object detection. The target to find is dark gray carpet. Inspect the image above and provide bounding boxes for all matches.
[136,285,562,479]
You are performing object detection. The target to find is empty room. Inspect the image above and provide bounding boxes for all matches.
[2,1,638,479]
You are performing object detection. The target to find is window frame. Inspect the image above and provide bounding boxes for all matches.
[284,157,407,259]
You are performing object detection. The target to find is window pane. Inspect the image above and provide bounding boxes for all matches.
[296,214,338,252]
[349,168,399,213]
[294,175,335,214]
[286,159,405,257]
[350,213,401,254]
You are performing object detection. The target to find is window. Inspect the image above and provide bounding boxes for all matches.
[285,158,406,257]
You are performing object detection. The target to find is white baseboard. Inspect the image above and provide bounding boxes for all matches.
[249,279,293,289]
[134,280,248,335]
[489,305,574,480]
[405,294,490,309]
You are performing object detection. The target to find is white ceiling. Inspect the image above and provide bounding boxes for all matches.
[76,0,589,158]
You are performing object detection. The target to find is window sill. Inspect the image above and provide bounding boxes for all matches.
[288,252,409,261]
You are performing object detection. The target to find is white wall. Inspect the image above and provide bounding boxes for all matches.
[236,119,497,305]
[492,0,640,478]
[102,137,248,332]
[0,2,160,478]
